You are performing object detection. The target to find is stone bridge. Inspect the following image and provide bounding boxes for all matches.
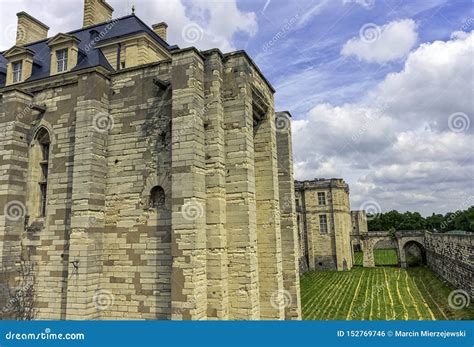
[360,230,426,268]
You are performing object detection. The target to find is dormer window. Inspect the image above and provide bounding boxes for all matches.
[4,46,35,86]
[56,49,68,72]
[47,33,80,76]
[12,61,23,83]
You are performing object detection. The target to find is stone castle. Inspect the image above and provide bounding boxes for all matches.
[295,178,358,272]
[0,0,301,320]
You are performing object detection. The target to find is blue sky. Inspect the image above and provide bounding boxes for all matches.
[0,0,472,216]
[243,0,473,115]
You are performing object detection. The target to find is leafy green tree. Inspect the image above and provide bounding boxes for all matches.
[367,206,474,232]
[426,213,444,230]
[454,206,474,232]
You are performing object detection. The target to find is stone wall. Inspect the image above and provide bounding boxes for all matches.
[424,232,473,298]
[350,210,367,251]
[295,179,353,271]
[0,47,301,320]
[276,112,301,319]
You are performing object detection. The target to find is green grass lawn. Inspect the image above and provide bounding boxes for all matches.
[354,249,399,266]
[301,266,474,320]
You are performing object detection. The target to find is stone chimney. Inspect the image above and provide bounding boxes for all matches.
[152,22,168,41]
[16,12,49,46]
[83,0,114,28]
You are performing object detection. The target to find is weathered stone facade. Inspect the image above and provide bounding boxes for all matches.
[0,1,301,320]
[295,179,353,271]
[360,230,425,268]
[350,210,367,251]
[358,229,472,297]
[425,232,473,298]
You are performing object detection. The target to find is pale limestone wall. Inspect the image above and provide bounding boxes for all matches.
[100,62,173,319]
[276,112,301,319]
[0,79,82,319]
[66,71,110,320]
[222,53,260,319]
[0,47,300,320]
[170,49,208,320]
[296,179,353,271]
[203,51,228,320]
[0,90,33,308]
[350,210,367,250]
[83,0,113,28]
[16,12,49,46]
[295,190,309,271]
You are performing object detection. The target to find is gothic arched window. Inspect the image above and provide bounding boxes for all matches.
[26,127,51,221]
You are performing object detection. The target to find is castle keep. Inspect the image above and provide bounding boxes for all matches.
[295,179,354,271]
[0,0,301,320]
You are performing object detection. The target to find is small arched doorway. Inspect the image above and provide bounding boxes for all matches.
[401,241,426,267]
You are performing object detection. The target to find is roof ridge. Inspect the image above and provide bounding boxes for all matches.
[67,14,134,35]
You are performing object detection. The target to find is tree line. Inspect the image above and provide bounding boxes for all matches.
[367,206,474,233]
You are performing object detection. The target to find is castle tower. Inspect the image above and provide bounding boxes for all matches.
[295,179,353,271]
[0,1,301,320]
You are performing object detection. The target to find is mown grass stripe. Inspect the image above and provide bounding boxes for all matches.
[345,269,364,319]
[402,270,422,319]
[325,269,356,319]
[383,268,395,320]
[303,272,344,318]
[301,266,474,320]
[337,268,364,319]
[316,271,354,319]
[408,271,436,320]
[395,268,408,319]
[414,272,448,320]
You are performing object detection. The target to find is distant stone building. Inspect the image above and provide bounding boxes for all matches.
[0,0,301,320]
[295,179,353,271]
[350,210,368,251]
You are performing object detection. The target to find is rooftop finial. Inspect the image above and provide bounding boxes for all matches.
[132,5,135,15]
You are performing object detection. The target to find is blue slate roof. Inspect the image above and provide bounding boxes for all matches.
[0,14,175,87]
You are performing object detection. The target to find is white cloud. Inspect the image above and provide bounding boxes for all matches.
[294,30,474,215]
[0,0,257,52]
[341,19,418,63]
[145,0,257,51]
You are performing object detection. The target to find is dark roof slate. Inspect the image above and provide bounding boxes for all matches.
[0,14,171,86]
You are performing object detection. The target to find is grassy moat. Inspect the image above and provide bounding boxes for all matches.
[301,250,473,320]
